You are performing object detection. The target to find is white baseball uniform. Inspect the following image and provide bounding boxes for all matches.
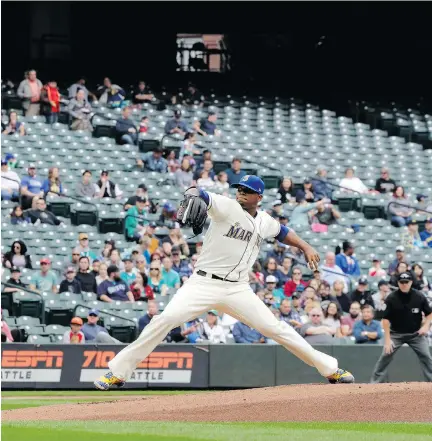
[108,191,338,380]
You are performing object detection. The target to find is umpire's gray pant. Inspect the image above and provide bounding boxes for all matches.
[371,332,432,383]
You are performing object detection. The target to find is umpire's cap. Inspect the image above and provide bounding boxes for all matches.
[231,175,265,195]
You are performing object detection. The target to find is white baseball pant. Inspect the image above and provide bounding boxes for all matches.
[109,273,338,380]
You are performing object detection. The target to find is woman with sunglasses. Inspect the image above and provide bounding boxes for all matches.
[148,261,167,296]
[2,240,32,269]
[96,175,354,390]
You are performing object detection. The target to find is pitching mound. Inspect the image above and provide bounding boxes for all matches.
[3,382,432,422]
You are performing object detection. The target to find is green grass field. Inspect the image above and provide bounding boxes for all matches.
[2,391,432,441]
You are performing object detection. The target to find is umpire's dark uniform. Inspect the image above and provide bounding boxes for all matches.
[371,272,432,383]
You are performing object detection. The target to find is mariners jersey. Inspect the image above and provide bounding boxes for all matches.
[195,192,288,283]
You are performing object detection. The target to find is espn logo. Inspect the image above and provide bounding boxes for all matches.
[1,350,63,368]
[82,351,193,369]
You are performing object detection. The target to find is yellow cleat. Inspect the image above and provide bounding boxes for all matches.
[94,371,125,391]
[327,368,355,384]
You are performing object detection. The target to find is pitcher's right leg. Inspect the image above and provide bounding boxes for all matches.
[95,276,221,390]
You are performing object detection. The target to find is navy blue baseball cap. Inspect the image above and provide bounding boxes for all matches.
[231,175,265,195]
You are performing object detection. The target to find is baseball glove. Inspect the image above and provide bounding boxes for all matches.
[176,187,208,235]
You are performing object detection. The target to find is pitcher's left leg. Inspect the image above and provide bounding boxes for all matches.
[221,285,354,382]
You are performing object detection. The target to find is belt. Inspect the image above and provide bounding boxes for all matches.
[197,270,237,283]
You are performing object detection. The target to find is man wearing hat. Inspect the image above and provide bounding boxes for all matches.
[164,109,189,136]
[29,258,58,293]
[402,219,426,249]
[125,196,149,241]
[76,232,98,262]
[1,158,20,201]
[388,245,406,275]
[124,184,149,211]
[268,200,284,219]
[3,267,26,293]
[350,277,374,307]
[96,174,354,390]
[59,266,82,294]
[311,165,333,200]
[371,272,432,382]
[82,309,120,343]
[420,218,432,248]
[138,146,168,173]
[20,163,43,209]
[63,317,85,344]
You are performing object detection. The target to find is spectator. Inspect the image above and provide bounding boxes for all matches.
[1,309,19,343]
[130,272,154,301]
[389,261,410,289]
[389,186,413,227]
[125,196,149,241]
[194,149,212,170]
[17,69,42,116]
[320,252,348,292]
[368,256,387,278]
[106,249,125,271]
[175,158,194,189]
[138,300,159,332]
[63,317,85,344]
[76,170,100,198]
[266,241,289,267]
[75,256,97,293]
[76,233,98,262]
[224,158,246,185]
[340,301,361,336]
[412,263,431,295]
[284,266,308,298]
[29,258,57,293]
[296,178,315,203]
[268,200,285,219]
[10,206,31,225]
[193,158,215,181]
[339,167,369,194]
[82,309,119,343]
[1,159,20,201]
[375,167,397,194]
[350,277,374,307]
[279,298,302,329]
[95,170,123,199]
[41,79,61,125]
[331,280,351,313]
[322,302,343,337]
[232,321,266,344]
[388,245,406,275]
[101,241,117,264]
[20,164,43,210]
[353,305,383,344]
[183,84,205,107]
[3,240,32,269]
[166,150,180,173]
[161,257,181,289]
[147,261,167,295]
[115,107,138,146]
[62,248,81,273]
[27,198,63,226]
[4,152,18,169]
[277,177,295,204]
[215,171,229,191]
[96,262,108,286]
[180,132,200,160]
[195,111,219,136]
[120,258,137,285]
[164,109,189,136]
[97,265,134,303]
[133,81,154,104]
[312,202,341,228]
[335,241,361,277]
[59,267,82,294]
[41,167,63,197]
[91,259,101,277]
[68,89,93,131]
[171,246,191,276]
[202,310,226,343]
[138,116,149,134]
[264,275,284,305]
[402,219,427,249]
[137,147,168,173]
[3,267,27,293]
[100,81,126,108]
[67,77,96,102]
[124,184,150,211]
[290,192,324,226]
[277,256,293,287]
[197,169,215,189]
[299,307,334,344]
[162,225,190,256]
[311,165,333,200]
[2,111,25,136]
[372,280,391,319]
[420,218,432,248]
[318,281,339,309]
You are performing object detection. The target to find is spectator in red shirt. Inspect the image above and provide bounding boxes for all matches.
[130,272,154,301]
[42,80,61,125]
[284,266,308,297]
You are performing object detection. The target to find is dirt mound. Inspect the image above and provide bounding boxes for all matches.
[3,383,432,422]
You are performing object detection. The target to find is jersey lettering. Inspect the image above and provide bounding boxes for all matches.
[254,234,263,249]
[224,223,253,243]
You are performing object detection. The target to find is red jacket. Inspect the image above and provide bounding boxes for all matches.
[284,280,308,297]
[45,85,60,113]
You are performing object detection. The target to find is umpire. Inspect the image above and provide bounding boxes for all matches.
[371,271,432,383]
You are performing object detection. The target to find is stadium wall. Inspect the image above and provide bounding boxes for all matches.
[1,344,430,390]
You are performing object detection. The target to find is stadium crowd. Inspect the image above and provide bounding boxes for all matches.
[1,71,432,346]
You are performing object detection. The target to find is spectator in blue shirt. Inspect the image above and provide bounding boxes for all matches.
[137,147,168,173]
[279,298,303,329]
[171,247,192,277]
[138,300,159,332]
[233,322,266,344]
[97,265,135,302]
[335,241,361,277]
[224,158,246,185]
[352,305,383,344]
[196,111,219,136]
[20,164,43,209]
[420,218,432,248]
[161,257,181,289]
[115,107,138,145]
[164,110,189,136]
[311,165,333,200]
